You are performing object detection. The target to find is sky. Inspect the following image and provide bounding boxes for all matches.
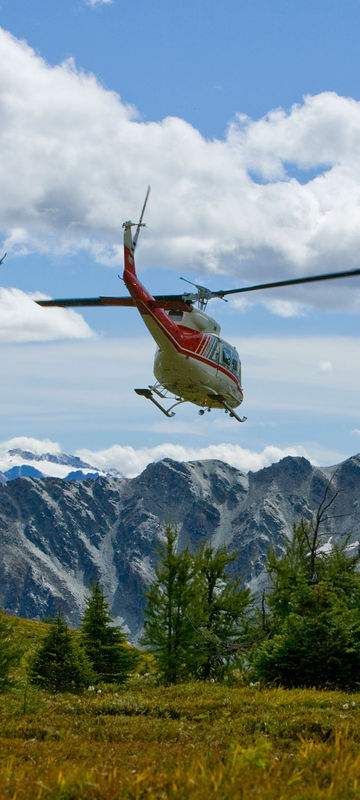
[0,0,359,477]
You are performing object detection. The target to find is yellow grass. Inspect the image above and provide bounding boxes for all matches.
[1,614,360,798]
[1,681,360,798]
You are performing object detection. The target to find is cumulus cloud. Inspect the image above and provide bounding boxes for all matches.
[0,430,350,480]
[0,433,337,479]
[0,29,360,312]
[0,287,94,341]
[73,441,346,477]
[72,441,314,478]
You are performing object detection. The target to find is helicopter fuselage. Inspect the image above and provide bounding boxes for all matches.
[150,319,242,409]
[153,340,242,408]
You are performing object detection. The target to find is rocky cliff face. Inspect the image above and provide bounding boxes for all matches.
[0,454,359,640]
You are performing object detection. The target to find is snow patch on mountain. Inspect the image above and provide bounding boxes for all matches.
[0,446,123,481]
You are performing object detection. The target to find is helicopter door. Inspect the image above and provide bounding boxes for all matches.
[207,337,220,365]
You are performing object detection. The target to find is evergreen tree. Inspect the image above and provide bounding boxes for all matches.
[30,611,94,691]
[141,525,196,684]
[190,545,251,679]
[251,517,360,689]
[81,583,136,684]
[0,609,22,691]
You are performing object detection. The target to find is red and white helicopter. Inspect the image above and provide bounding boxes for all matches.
[35,189,360,422]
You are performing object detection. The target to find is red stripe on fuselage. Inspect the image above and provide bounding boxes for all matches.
[197,335,210,356]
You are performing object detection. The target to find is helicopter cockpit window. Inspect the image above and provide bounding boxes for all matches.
[207,338,220,363]
[222,346,232,368]
[232,352,238,373]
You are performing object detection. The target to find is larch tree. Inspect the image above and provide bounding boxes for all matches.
[191,545,251,680]
[141,525,196,684]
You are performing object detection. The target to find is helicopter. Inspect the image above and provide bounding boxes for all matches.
[36,188,360,422]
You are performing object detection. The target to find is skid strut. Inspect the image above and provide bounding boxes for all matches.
[212,394,247,423]
[134,388,186,418]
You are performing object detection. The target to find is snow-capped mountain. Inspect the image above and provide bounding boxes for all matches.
[0,454,359,640]
[0,447,122,481]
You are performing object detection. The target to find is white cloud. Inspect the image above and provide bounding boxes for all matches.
[74,440,348,477]
[86,0,112,5]
[0,29,360,312]
[0,434,345,480]
[353,429,360,436]
[262,298,306,318]
[0,287,94,341]
[74,442,314,478]
[1,435,62,457]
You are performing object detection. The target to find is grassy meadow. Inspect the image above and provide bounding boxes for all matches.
[1,615,360,799]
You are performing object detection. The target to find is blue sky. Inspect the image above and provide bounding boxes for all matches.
[0,0,359,476]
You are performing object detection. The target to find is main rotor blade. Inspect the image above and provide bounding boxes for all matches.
[36,294,192,311]
[214,267,360,298]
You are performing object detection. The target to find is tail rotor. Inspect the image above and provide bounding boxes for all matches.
[133,185,151,251]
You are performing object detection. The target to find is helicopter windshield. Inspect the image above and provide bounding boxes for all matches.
[221,342,241,379]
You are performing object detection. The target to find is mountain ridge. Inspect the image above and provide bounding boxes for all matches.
[0,453,359,641]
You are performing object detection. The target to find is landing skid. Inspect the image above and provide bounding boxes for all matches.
[134,386,187,418]
[212,394,247,423]
[135,385,247,423]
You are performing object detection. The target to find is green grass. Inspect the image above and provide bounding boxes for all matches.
[2,615,360,798]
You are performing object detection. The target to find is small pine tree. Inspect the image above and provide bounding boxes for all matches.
[0,609,22,691]
[30,611,94,691]
[81,583,136,684]
[141,525,196,684]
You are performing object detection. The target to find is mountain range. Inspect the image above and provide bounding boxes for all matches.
[0,451,359,641]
